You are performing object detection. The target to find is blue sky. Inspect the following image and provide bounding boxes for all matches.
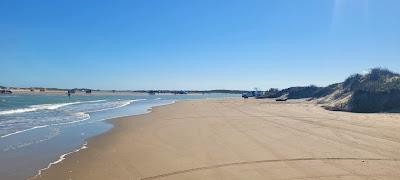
[1,0,399,90]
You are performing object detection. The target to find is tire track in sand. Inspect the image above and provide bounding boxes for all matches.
[141,157,400,180]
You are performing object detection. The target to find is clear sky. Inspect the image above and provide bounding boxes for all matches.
[1,0,399,90]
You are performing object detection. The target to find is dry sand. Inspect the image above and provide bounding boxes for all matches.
[34,99,400,180]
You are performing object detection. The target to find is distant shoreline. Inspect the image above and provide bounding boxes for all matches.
[4,89,243,96]
[1,88,247,96]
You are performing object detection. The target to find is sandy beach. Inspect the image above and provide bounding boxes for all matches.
[34,99,400,180]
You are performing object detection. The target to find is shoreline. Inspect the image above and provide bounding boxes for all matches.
[34,99,400,180]
[0,94,239,180]
[30,99,177,179]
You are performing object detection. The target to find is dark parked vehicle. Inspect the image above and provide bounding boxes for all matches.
[0,90,12,94]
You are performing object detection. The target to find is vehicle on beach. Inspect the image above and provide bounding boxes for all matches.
[174,90,188,95]
[0,89,12,94]
[242,90,263,99]
[148,90,158,95]
[242,92,252,98]
[68,89,76,94]
[275,98,288,102]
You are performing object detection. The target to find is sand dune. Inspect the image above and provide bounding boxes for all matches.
[34,99,400,180]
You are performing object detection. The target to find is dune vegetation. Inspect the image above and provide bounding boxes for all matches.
[264,68,400,113]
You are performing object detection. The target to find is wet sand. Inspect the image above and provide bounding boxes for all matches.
[34,99,400,180]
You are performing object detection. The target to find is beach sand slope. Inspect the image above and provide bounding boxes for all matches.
[35,99,400,180]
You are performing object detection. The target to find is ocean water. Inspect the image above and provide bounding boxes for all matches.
[0,93,239,179]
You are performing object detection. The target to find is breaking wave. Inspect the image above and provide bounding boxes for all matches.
[0,99,144,138]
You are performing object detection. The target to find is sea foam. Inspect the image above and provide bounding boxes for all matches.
[0,99,141,138]
[33,141,88,179]
[0,100,106,116]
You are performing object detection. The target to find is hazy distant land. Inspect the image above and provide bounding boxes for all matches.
[3,68,400,113]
